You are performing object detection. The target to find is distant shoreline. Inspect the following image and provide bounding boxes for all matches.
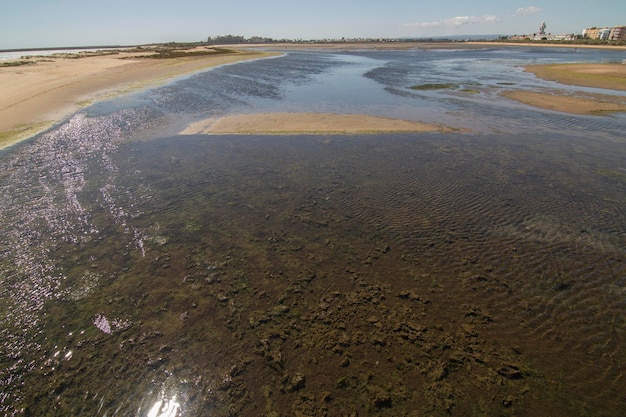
[5,39,625,54]
[228,40,626,51]
[468,41,626,50]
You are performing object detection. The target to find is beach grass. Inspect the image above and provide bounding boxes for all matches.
[0,60,33,67]
[125,46,238,59]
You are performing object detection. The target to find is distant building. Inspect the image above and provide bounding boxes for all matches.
[583,27,599,39]
[609,26,626,41]
[599,28,612,40]
[507,22,624,42]
[583,26,617,40]
[511,21,576,41]
[532,21,548,40]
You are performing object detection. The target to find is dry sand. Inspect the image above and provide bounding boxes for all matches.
[181,112,455,135]
[0,47,276,149]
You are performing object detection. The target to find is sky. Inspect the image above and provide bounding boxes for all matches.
[1,0,624,49]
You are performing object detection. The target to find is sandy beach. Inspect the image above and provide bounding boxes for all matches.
[0,47,276,149]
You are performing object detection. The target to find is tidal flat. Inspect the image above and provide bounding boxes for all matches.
[1,45,626,416]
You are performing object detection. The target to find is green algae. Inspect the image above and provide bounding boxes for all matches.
[409,83,458,90]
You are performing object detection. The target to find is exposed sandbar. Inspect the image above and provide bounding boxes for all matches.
[503,63,626,115]
[524,63,626,91]
[181,112,456,135]
[501,90,626,115]
[0,47,277,150]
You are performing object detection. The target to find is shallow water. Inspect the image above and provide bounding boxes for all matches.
[1,47,625,416]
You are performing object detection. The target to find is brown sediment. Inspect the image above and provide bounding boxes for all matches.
[181,112,458,135]
[0,47,278,150]
[14,133,624,416]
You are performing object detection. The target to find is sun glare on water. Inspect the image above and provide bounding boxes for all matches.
[146,395,181,417]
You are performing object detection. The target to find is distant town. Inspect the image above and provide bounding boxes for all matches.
[507,22,626,42]
[206,22,626,46]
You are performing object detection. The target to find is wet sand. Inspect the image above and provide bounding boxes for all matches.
[0,47,276,149]
[503,63,626,115]
[181,112,456,135]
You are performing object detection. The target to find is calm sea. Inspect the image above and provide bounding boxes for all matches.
[1,46,625,416]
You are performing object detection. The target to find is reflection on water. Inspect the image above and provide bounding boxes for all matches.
[1,47,626,416]
[147,397,180,417]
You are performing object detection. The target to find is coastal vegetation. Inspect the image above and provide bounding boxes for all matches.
[139,46,236,59]
[0,45,240,65]
[0,60,32,67]
[409,83,482,94]
[0,122,51,149]
[52,44,239,60]
[410,83,458,90]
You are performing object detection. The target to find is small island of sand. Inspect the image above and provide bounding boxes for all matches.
[502,63,626,115]
[181,112,456,135]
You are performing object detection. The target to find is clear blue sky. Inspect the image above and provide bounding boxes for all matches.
[1,0,624,49]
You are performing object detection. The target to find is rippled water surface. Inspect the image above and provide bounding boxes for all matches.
[1,47,626,416]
